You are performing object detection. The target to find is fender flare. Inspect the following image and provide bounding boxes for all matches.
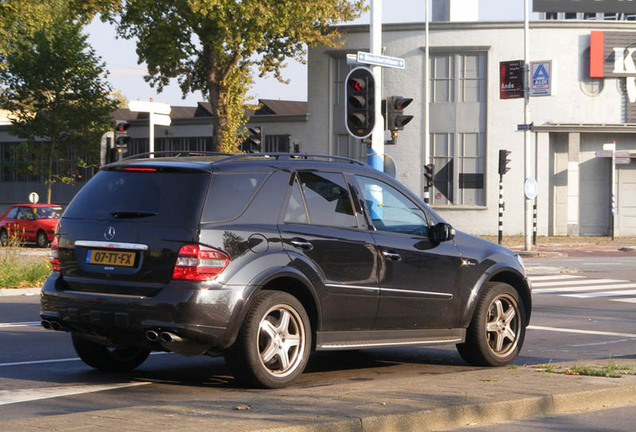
[459,262,532,328]
[221,265,322,349]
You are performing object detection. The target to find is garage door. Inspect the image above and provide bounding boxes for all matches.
[618,163,636,236]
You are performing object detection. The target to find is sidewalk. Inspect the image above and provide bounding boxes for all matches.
[2,357,635,431]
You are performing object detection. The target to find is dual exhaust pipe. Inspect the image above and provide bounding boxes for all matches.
[145,330,183,344]
[41,319,64,331]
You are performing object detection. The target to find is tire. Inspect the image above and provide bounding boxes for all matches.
[0,229,7,247]
[72,333,150,372]
[225,291,311,389]
[36,230,49,248]
[457,282,526,367]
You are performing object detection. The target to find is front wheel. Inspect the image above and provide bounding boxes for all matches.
[72,333,150,372]
[36,230,49,248]
[457,282,526,367]
[225,291,311,388]
[0,229,7,247]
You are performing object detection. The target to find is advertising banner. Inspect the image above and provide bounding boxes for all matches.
[500,60,524,99]
[530,60,552,96]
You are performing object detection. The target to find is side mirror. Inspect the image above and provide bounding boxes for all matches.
[430,222,455,245]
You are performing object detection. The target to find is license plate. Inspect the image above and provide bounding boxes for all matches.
[87,249,136,267]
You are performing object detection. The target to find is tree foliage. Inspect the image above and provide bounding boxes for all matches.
[0,0,118,203]
[94,0,366,152]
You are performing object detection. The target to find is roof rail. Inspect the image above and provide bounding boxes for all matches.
[121,151,367,166]
[122,151,232,160]
[214,153,367,166]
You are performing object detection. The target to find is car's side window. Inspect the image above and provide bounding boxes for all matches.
[354,175,429,236]
[5,208,18,219]
[287,171,358,228]
[202,172,268,222]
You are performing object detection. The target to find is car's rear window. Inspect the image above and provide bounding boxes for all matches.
[63,170,210,224]
[201,172,269,222]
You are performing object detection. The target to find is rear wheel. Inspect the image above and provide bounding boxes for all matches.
[72,333,150,372]
[0,229,7,246]
[457,282,525,366]
[225,291,311,388]
[36,230,49,248]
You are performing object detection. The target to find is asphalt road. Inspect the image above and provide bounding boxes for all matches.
[0,256,635,429]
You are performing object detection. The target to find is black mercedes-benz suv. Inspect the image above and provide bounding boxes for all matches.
[41,152,531,388]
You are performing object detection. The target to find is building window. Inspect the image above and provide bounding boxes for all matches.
[460,54,485,103]
[545,12,558,20]
[429,52,486,207]
[432,55,455,103]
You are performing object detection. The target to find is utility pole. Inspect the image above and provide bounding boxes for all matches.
[369,0,384,172]
[424,0,431,203]
[523,0,532,251]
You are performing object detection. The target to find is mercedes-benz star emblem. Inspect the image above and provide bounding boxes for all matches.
[104,226,116,241]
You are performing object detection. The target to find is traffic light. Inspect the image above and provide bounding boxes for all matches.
[385,96,413,131]
[345,67,375,139]
[498,149,511,175]
[241,126,262,153]
[114,121,130,160]
[424,164,435,190]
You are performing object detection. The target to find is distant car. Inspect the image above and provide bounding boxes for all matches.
[0,204,62,247]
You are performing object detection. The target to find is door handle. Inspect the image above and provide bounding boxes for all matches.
[290,238,313,251]
[382,251,401,261]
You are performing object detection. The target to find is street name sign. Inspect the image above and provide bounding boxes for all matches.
[128,100,171,115]
[356,52,405,69]
[595,150,630,158]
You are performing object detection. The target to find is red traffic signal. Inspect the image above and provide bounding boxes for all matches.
[385,96,413,131]
[345,67,375,139]
[115,122,130,133]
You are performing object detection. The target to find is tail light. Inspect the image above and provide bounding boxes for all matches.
[50,236,60,272]
[172,244,230,281]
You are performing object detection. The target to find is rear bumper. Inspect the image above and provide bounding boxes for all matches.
[40,272,248,351]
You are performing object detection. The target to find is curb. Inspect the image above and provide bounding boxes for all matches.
[259,385,636,432]
[0,287,40,297]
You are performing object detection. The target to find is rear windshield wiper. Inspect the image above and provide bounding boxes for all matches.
[111,211,158,219]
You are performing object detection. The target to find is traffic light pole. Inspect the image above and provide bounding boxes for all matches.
[523,0,532,251]
[369,0,384,172]
[498,173,504,245]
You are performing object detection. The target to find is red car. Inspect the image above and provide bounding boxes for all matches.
[0,204,62,247]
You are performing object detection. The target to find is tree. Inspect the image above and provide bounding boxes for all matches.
[0,1,118,203]
[89,0,366,153]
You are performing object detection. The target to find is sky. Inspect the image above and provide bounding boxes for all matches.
[85,0,537,107]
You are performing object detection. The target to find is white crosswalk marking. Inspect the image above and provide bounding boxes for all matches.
[529,274,636,303]
[528,275,584,282]
[533,283,636,294]
[564,289,636,298]
[531,279,624,288]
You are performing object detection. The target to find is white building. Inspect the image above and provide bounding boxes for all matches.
[298,7,636,237]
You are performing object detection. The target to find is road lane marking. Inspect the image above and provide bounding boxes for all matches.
[0,352,169,368]
[0,357,81,368]
[611,298,636,303]
[563,289,636,298]
[0,382,150,406]
[528,275,584,282]
[531,279,625,288]
[533,283,636,294]
[0,321,41,329]
[527,325,636,338]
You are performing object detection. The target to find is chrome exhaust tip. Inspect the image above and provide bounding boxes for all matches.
[145,330,159,342]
